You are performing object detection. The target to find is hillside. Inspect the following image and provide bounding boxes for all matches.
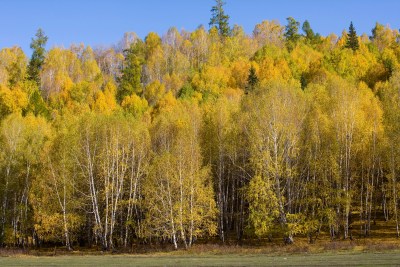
[1,1,400,251]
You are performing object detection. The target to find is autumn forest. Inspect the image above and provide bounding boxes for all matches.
[1,1,400,251]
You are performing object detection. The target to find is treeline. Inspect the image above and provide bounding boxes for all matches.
[1,2,400,250]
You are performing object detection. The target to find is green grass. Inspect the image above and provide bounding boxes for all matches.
[1,251,400,266]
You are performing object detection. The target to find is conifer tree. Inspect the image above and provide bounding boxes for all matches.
[346,22,359,51]
[246,65,259,92]
[209,0,231,37]
[27,28,48,86]
[302,20,321,45]
[117,40,145,102]
[302,20,314,39]
[284,17,300,50]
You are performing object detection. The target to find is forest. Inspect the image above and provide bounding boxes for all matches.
[1,0,400,251]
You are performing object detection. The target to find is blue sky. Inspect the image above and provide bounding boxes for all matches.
[1,0,399,55]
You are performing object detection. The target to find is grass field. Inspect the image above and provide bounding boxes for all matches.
[1,251,400,266]
[2,219,400,267]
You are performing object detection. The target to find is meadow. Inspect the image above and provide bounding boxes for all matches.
[1,250,400,266]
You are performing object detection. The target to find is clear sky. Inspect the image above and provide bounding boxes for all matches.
[1,0,399,55]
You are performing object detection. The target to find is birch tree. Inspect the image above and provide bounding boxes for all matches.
[245,80,306,243]
[144,102,217,249]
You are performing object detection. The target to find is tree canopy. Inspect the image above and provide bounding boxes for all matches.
[346,21,359,51]
[1,9,400,251]
[209,0,231,37]
[27,28,48,85]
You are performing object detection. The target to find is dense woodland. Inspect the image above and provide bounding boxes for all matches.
[2,1,400,250]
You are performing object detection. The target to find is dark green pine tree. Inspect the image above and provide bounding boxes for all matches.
[245,65,259,93]
[345,22,359,51]
[284,17,300,51]
[209,0,231,37]
[117,40,145,103]
[302,20,315,41]
[27,28,48,85]
[302,20,322,46]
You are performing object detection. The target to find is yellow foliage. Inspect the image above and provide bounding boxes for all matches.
[163,73,184,95]
[372,22,399,52]
[258,58,292,86]
[146,45,165,82]
[336,30,348,48]
[34,213,82,243]
[319,33,338,52]
[155,91,177,114]
[121,93,149,117]
[289,43,323,79]
[253,20,285,48]
[144,80,166,106]
[330,46,376,80]
[0,46,27,86]
[145,32,162,57]
[81,46,101,81]
[41,47,80,100]
[222,87,243,101]
[192,65,230,96]
[228,60,250,89]
[0,85,28,116]
[92,81,118,114]
[103,81,117,110]
[221,26,255,63]
[92,91,108,113]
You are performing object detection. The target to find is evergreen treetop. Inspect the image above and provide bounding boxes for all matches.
[246,65,259,92]
[117,40,145,102]
[209,0,231,37]
[27,28,48,85]
[284,17,300,50]
[346,21,359,51]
